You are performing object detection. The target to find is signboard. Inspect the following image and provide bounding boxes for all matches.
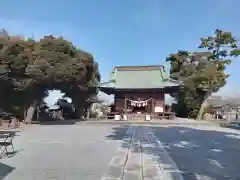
[155,106,163,113]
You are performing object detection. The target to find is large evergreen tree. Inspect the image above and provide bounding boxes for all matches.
[0,30,100,121]
[167,29,240,118]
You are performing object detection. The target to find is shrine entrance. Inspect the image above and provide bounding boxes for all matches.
[132,106,146,113]
[125,98,153,114]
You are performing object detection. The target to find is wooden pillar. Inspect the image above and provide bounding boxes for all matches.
[124,97,127,113]
[152,98,154,113]
[163,93,165,112]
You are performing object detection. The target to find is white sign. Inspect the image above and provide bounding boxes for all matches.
[155,106,163,113]
[145,115,151,121]
[115,115,121,121]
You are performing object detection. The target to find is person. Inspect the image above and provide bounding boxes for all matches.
[236,111,239,120]
[120,111,124,120]
[8,118,14,128]
[8,119,12,127]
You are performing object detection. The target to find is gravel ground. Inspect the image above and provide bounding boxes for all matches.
[1,122,240,180]
[0,124,127,180]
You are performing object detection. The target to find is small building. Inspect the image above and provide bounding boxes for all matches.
[100,65,180,120]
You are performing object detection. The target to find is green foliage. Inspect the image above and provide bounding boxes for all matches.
[0,30,100,119]
[167,29,240,118]
[56,98,77,119]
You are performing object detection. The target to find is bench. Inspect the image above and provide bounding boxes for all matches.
[0,131,16,158]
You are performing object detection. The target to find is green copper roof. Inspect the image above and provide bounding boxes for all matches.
[100,65,179,89]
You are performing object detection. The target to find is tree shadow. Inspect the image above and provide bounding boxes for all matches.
[106,125,240,180]
[106,125,130,141]
[0,162,15,180]
[35,119,82,125]
[221,121,240,130]
[150,126,240,180]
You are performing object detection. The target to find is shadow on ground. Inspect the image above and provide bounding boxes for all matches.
[32,119,83,125]
[2,149,24,159]
[0,162,15,180]
[106,125,240,180]
[221,121,240,130]
[106,125,130,141]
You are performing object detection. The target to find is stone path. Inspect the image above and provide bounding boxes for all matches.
[101,126,184,180]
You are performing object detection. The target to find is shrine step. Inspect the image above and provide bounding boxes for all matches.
[127,115,146,121]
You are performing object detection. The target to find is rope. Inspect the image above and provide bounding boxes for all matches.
[125,98,152,103]
[125,98,153,107]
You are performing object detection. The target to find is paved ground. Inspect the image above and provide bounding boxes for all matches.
[1,124,124,180]
[150,125,240,180]
[1,121,240,180]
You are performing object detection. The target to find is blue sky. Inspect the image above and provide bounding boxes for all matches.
[1,0,240,105]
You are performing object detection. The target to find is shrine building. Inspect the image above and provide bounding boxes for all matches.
[100,65,180,120]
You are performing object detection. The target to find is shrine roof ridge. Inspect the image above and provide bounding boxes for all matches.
[113,65,165,71]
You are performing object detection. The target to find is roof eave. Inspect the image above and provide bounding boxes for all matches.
[101,86,180,91]
[165,78,183,85]
[100,80,115,88]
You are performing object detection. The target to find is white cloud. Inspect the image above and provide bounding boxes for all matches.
[44,90,65,108]
[98,91,114,105]
[165,94,175,105]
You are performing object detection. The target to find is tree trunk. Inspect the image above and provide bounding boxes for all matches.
[36,106,40,121]
[86,110,90,120]
[24,109,27,119]
[76,107,84,120]
[197,93,210,120]
[24,101,37,124]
